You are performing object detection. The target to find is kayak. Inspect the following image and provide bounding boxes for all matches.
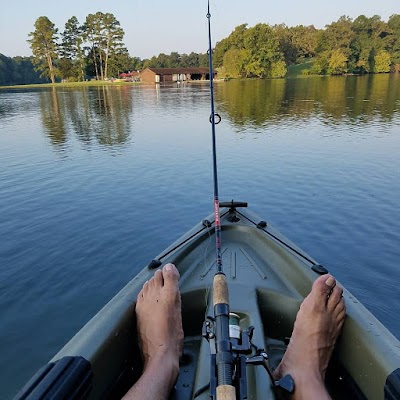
[16,202,400,400]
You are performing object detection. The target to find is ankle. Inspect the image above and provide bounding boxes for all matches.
[144,351,180,386]
[290,371,329,400]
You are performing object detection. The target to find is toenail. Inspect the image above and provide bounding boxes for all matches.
[325,276,335,287]
[165,263,174,271]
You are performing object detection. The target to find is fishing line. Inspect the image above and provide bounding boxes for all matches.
[207,0,223,275]
[203,224,213,314]
[206,3,236,396]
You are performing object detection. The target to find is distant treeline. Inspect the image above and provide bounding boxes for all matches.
[2,13,400,86]
[215,15,400,78]
[0,54,49,85]
[141,52,209,69]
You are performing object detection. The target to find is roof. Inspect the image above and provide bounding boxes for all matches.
[120,71,139,77]
[144,67,211,75]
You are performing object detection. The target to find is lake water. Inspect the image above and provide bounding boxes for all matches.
[0,75,400,398]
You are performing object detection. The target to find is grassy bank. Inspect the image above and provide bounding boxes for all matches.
[286,59,314,78]
[0,80,142,90]
[1,61,315,89]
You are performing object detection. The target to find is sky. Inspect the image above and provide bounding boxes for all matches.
[1,0,399,60]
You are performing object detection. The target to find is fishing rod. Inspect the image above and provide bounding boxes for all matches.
[205,2,236,399]
[202,3,295,399]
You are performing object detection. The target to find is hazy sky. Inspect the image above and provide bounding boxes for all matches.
[1,0,399,59]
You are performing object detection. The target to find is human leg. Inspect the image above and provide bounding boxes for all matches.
[122,263,184,400]
[274,275,346,400]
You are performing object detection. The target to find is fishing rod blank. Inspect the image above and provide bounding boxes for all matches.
[206,2,236,399]
[207,1,223,275]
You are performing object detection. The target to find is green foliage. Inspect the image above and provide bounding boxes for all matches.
[223,49,249,77]
[108,48,134,77]
[388,14,400,64]
[374,50,391,72]
[328,49,348,75]
[310,51,330,75]
[60,16,85,81]
[318,16,354,56]
[0,54,48,85]
[215,23,287,78]
[140,51,208,69]
[83,12,126,79]
[28,16,59,83]
[270,60,287,78]
[304,14,400,75]
[274,24,318,65]
[16,11,400,86]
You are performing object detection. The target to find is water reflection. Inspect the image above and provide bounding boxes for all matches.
[38,86,134,150]
[14,74,400,149]
[215,74,400,128]
[39,88,67,145]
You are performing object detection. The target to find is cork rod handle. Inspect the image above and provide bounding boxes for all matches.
[216,385,236,400]
[213,274,229,305]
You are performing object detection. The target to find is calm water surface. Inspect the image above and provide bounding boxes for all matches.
[0,75,400,398]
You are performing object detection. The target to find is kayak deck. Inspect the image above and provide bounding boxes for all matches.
[48,205,400,400]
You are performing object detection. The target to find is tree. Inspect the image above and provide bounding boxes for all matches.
[169,52,181,67]
[242,24,286,78]
[107,47,132,77]
[291,25,318,59]
[102,13,125,78]
[84,46,101,78]
[388,14,400,67]
[84,12,104,80]
[214,24,248,68]
[328,49,348,75]
[374,50,391,72]
[28,16,58,83]
[83,12,126,80]
[0,54,47,85]
[214,23,286,78]
[318,16,354,57]
[223,49,249,77]
[60,16,85,81]
[184,52,200,67]
[198,53,209,67]
[273,24,318,66]
[310,51,330,74]
[270,60,287,78]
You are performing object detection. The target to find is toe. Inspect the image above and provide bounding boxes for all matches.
[141,280,150,297]
[327,285,343,311]
[154,269,164,287]
[311,274,336,301]
[336,307,346,323]
[162,263,180,289]
[137,280,150,303]
[333,297,346,317]
[137,289,144,303]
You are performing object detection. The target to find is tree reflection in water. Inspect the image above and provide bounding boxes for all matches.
[39,85,134,150]
[215,74,400,129]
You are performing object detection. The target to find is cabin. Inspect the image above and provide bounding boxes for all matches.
[139,67,216,83]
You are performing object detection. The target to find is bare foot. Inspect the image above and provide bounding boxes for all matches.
[123,263,184,399]
[274,275,346,400]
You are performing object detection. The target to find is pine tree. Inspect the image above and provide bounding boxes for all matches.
[28,16,58,83]
[60,16,85,81]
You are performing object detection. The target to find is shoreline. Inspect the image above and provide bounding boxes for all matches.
[1,72,397,90]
